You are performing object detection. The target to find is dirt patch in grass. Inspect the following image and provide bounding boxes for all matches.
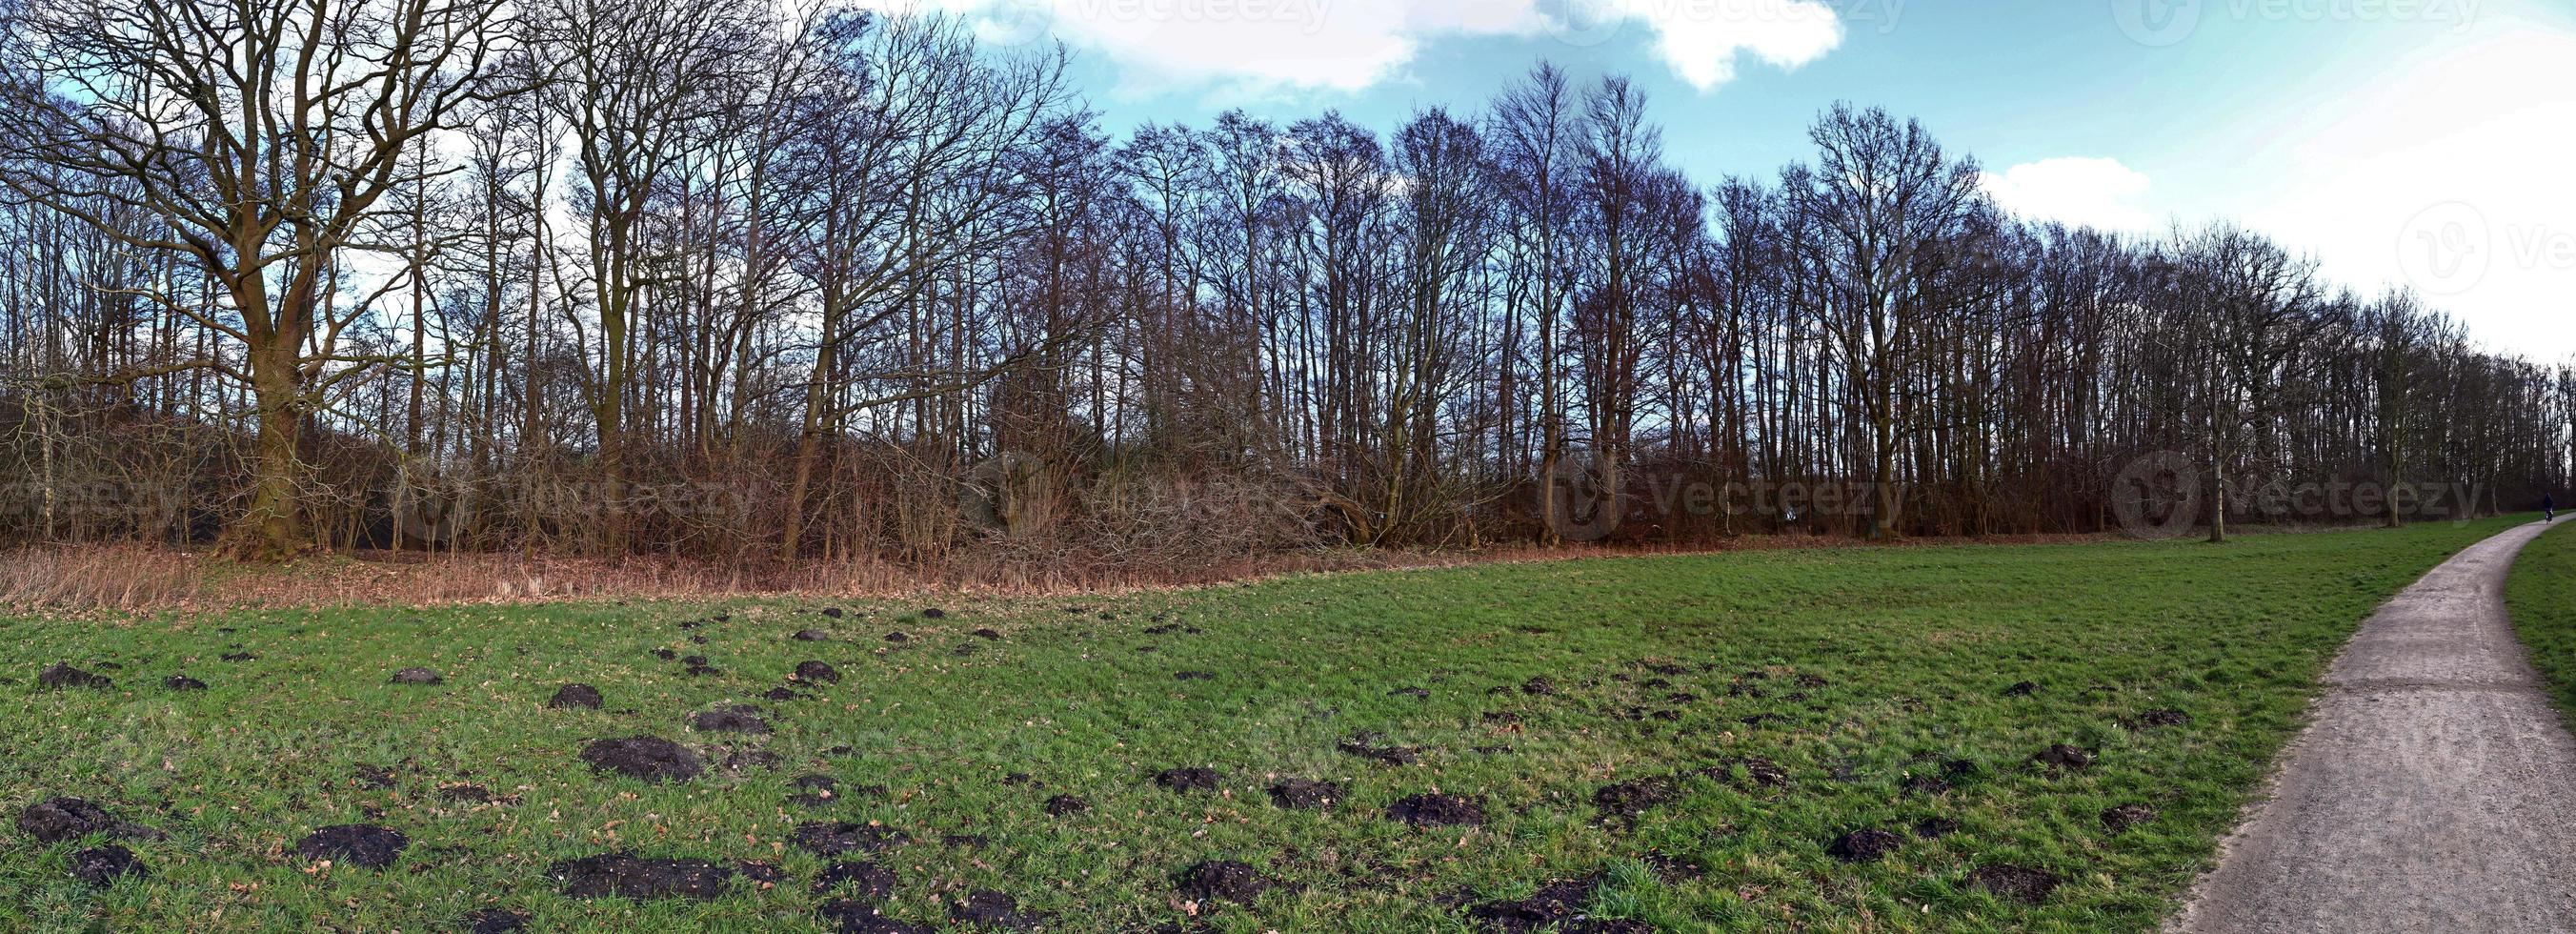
[295,823,409,868]
[578,737,704,782]
[1386,793,1484,827]
[549,853,736,901]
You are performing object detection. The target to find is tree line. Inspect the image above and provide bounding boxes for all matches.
[2,0,2568,570]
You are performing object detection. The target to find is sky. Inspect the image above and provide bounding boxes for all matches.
[878,0,2576,361]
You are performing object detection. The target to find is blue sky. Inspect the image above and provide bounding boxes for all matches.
[890,0,2576,359]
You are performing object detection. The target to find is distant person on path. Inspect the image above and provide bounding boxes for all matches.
[2548,493,2557,522]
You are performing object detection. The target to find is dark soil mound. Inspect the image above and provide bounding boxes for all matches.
[18,797,159,843]
[815,860,898,897]
[793,822,907,856]
[438,784,493,803]
[2033,744,2095,772]
[462,907,530,933]
[1968,863,2062,904]
[973,628,1002,640]
[921,608,946,619]
[220,652,256,662]
[883,632,911,643]
[1826,828,1902,863]
[550,853,735,901]
[795,660,841,683]
[652,648,678,660]
[2102,803,2158,832]
[1177,860,1271,904]
[2002,680,2039,697]
[70,844,147,884]
[794,630,831,641]
[1387,793,1485,826]
[1520,677,1557,696]
[390,667,444,685]
[1043,794,1089,817]
[950,889,1044,929]
[821,608,845,619]
[163,675,208,691]
[549,683,603,709]
[1173,670,1215,681]
[1268,779,1343,810]
[1705,757,1790,789]
[1154,767,1220,793]
[1390,686,1431,699]
[295,823,409,868]
[1593,776,1683,819]
[817,900,933,934]
[579,737,704,782]
[1338,735,1421,766]
[1465,877,1603,933]
[763,687,805,702]
[1914,817,1962,839]
[689,708,771,734]
[2137,708,2192,728]
[37,663,111,690]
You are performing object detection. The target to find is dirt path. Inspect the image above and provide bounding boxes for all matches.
[2172,521,2576,932]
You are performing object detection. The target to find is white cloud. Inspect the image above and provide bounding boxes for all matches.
[867,0,1842,93]
[2240,30,2576,360]
[1981,157,2160,234]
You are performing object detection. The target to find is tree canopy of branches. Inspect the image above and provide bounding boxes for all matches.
[3,13,2568,568]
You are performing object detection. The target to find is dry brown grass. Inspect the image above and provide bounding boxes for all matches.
[0,528,2152,617]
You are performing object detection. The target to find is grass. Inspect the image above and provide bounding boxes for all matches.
[0,518,2524,933]
[2506,517,2576,721]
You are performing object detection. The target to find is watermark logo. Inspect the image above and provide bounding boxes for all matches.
[2396,200,2491,296]
[1540,0,1628,49]
[1540,454,1621,543]
[971,0,1057,47]
[2107,451,2484,538]
[2114,0,2202,46]
[2110,451,2202,539]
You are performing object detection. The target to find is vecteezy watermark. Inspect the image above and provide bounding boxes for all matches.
[1019,0,1337,44]
[390,478,752,545]
[1540,458,1902,543]
[2396,200,2576,297]
[2109,451,2483,538]
[1539,0,1906,50]
[2112,0,2480,47]
[0,480,182,530]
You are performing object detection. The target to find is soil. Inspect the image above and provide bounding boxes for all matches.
[1520,677,1557,696]
[69,844,147,885]
[36,663,111,690]
[1711,757,1790,788]
[549,683,604,709]
[973,628,1002,640]
[1176,860,1271,904]
[438,784,494,803]
[2136,708,2192,728]
[884,632,911,643]
[921,608,946,619]
[1154,767,1221,793]
[763,687,804,702]
[950,890,1044,929]
[1386,793,1485,826]
[2003,680,2040,697]
[1043,794,1090,817]
[683,661,723,677]
[462,907,530,933]
[1173,670,1215,681]
[1592,777,1680,819]
[1464,877,1601,933]
[2034,744,2096,772]
[295,823,409,868]
[2102,803,2158,832]
[815,860,898,897]
[793,822,908,856]
[1915,817,1962,839]
[1968,863,2063,904]
[817,900,933,933]
[689,707,771,734]
[1826,828,1903,863]
[652,648,678,660]
[221,652,256,662]
[18,797,160,843]
[163,675,208,691]
[354,764,398,789]
[578,737,705,782]
[1338,736,1421,766]
[795,660,841,683]
[549,853,736,901]
[794,630,831,641]
[822,608,845,619]
[1268,779,1344,810]
[390,667,444,685]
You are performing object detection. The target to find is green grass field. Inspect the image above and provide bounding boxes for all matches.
[0,518,2524,932]
[2506,518,2576,721]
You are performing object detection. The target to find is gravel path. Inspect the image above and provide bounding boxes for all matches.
[2172,521,2576,933]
